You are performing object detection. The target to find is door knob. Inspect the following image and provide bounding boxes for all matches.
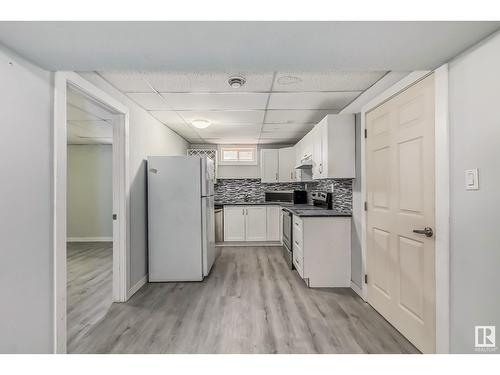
[413,227,433,237]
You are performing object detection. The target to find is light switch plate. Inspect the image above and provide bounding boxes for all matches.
[465,168,479,190]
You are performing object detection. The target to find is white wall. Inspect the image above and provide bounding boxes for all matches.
[448,31,500,353]
[0,45,53,353]
[79,72,188,290]
[67,145,113,240]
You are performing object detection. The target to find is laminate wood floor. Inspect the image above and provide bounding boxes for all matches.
[67,242,113,353]
[70,246,418,354]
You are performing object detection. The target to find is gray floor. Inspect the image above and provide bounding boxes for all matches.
[69,245,418,354]
[67,241,113,353]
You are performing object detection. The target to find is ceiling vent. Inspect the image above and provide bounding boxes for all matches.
[227,76,246,89]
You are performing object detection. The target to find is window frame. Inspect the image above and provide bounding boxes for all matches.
[218,145,258,166]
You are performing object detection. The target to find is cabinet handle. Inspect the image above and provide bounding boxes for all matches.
[290,172,293,179]
[275,173,278,181]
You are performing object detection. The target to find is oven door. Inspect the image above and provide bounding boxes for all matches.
[281,209,293,269]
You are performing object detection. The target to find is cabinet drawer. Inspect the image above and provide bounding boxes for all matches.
[292,215,303,231]
[292,225,303,250]
[293,251,304,277]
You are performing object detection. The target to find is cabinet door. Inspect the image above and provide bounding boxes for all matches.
[245,206,267,241]
[278,147,295,182]
[312,125,322,179]
[266,206,281,241]
[223,206,246,241]
[260,149,279,183]
[294,142,302,181]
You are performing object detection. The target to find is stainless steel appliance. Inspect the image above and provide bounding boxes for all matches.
[310,191,333,209]
[265,190,307,204]
[281,208,293,269]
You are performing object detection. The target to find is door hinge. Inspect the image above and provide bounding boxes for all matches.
[112,214,117,220]
[364,274,368,284]
[364,128,367,139]
[364,201,368,211]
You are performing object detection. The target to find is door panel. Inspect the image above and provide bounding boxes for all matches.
[245,206,267,241]
[261,149,278,183]
[266,206,281,241]
[366,74,436,353]
[223,206,245,241]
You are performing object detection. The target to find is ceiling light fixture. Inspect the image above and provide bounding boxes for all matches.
[191,119,211,129]
[227,76,246,89]
[277,75,303,85]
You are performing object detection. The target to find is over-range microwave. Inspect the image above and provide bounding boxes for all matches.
[264,190,307,204]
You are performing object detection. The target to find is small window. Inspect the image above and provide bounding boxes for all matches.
[219,146,257,165]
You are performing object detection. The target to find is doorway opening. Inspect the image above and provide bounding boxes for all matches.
[66,87,115,352]
[54,72,130,353]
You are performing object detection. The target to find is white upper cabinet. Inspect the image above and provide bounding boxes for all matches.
[278,147,295,182]
[260,149,279,183]
[306,114,355,179]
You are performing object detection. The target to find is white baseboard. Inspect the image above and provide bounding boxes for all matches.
[67,236,112,242]
[350,281,364,300]
[127,275,147,299]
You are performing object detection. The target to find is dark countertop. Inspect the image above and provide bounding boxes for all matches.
[215,201,292,206]
[282,206,352,218]
[215,201,352,218]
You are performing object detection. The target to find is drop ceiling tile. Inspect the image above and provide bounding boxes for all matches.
[260,130,308,139]
[204,138,260,145]
[197,125,261,138]
[98,71,153,92]
[178,110,265,125]
[144,72,274,92]
[273,71,387,92]
[258,138,294,145]
[262,123,314,133]
[160,122,196,135]
[159,93,268,110]
[149,110,186,125]
[127,93,171,110]
[265,109,333,124]
[268,92,360,110]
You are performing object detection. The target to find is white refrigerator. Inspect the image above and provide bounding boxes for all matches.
[147,156,217,282]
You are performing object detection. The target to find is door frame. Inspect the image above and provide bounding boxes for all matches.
[360,66,450,353]
[53,71,130,353]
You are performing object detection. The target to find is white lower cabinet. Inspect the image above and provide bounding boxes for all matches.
[223,205,281,242]
[245,206,267,241]
[266,206,281,241]
[223,206,246,241]
[292,214,351,287]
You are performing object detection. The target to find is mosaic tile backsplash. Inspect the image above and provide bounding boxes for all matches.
[215,178,352,213]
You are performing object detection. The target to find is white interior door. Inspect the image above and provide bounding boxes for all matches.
[365,74,436,353]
